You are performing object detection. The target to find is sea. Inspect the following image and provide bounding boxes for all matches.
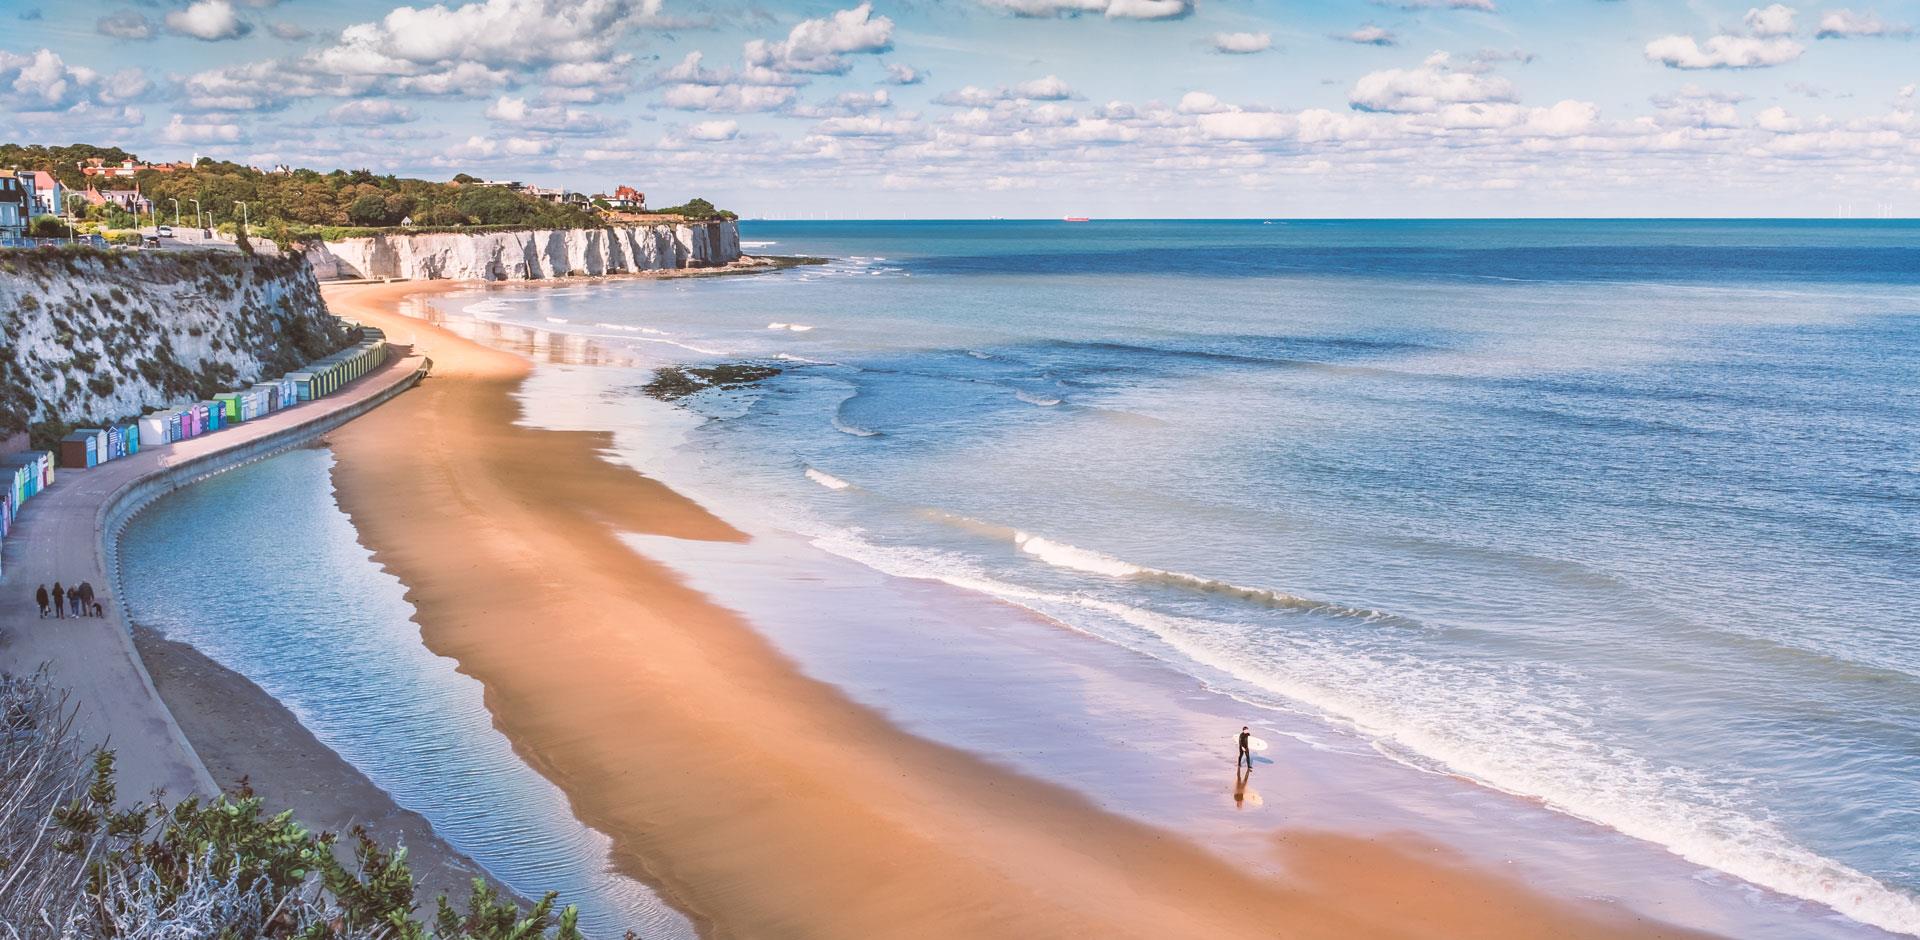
[123,220,1919,938]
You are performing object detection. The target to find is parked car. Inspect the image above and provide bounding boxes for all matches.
[143,236,161,248]
[156,224,174,237]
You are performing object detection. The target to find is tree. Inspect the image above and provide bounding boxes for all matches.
[234,225,253,255]
[452,173,479,184]
[29,215,71,238]
[347,192,392,226]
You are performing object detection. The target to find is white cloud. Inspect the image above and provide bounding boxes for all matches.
[934,76,1075,106]
[661,83,798,112]
[1744,4,1798,36]
[1196,111,1296,140]
[327,99,417,124]
[687,119,740,141]
[162,113,244,143]
[484,94,626,133]
[1755,105,1804,130]
[0,48,148,115]
[744,3,894,75]
[1815,8,1911,37]
[1644,34,1804,68]
[975,0,1191,20]
[814,115,923,137]
[1211,32,1272,54]
[1387,0,1497,11]
[1177,91,1232,114]
[1349,52,1518,112]
[1335,25,1396,45]
[883,62,925,85]
[269,21,311,40]
[792,88,893,117]
[165,0,253,41]
[1013,75,1075,100]
[97,10,155,40]
[319,0,662,73]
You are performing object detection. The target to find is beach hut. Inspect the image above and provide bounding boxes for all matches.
[252,383,281,413]
[59,431,101,469]
[121,422,141,456]
[288,372,316,402]
[106,426,126,461]
[215,393,243,423]
[279,375,298,406]
[139,415,170,449]
[166,409,185,442]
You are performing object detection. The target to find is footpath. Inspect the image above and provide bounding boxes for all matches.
[0,351,429,804]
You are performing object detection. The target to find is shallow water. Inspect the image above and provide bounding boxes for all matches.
[454,220,1920,936]
[117,447,693,939]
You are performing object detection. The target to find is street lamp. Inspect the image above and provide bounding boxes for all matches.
[63,193,85,243]
[191,197,203,234]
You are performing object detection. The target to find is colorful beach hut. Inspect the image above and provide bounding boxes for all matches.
[139,415,170,448]
[122,422,140,456]
[59,430,101,469]
[215,393,244,423]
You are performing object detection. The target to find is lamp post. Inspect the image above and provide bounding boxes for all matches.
[191,197,203,235]
[63,193,84,243]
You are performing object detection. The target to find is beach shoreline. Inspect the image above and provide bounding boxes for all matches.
[132,621,513,908]
[315,277,1720,940]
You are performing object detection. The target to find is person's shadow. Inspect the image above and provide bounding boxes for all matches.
[1232,765,1263,809]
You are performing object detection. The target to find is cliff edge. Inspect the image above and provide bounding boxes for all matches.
[306,220,742,281]
[0,248,350,443]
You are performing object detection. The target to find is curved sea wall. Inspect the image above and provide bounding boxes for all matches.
[306,221,742,281]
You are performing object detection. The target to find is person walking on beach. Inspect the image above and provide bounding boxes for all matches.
[35,585,50,618]
[51,582,65,620]
[78,581,95,617]
[1237,726,1253,771]
[69,588,83,618]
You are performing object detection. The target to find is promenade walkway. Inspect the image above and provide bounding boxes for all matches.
[0,351,429,805]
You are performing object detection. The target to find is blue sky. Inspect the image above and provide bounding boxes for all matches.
[3,0,1918,217]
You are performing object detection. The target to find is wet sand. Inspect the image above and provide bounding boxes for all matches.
[320,279,1714,940]
[133,623,511,908]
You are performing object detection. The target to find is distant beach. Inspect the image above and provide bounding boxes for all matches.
[304,275,1751,939]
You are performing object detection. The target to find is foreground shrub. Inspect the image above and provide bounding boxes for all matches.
[0,670,604,940]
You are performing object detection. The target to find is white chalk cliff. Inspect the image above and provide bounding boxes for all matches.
[305,221,742,281]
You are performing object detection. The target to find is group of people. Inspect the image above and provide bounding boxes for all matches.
[35,581,102,619]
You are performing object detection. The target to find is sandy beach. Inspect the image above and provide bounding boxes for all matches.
[311,278,1718,940]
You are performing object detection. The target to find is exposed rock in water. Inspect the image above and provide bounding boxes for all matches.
[642,363,782,401]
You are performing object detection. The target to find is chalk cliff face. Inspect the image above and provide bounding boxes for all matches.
[306,221,742,281]
[0,250,350,440]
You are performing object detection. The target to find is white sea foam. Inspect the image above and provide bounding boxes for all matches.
[767,323,815,332]
[805,468,853,490]
[831,415,879,437]
[967,350,994,360]
[546,317,570,324]
[1014,390,1062,407]
[740,240,777,248]
[813,525,1920,938]
[463,300,511,321]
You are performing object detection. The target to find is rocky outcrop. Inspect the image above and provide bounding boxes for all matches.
[0,249,349,441]
[306,221,742,281]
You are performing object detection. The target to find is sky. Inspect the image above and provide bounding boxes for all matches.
[2,0,1918,217]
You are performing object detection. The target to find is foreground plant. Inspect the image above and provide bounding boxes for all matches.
[0,670,600,939]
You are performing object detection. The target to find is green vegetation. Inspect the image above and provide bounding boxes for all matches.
[0,670,615,939]
[647,197,738,222]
